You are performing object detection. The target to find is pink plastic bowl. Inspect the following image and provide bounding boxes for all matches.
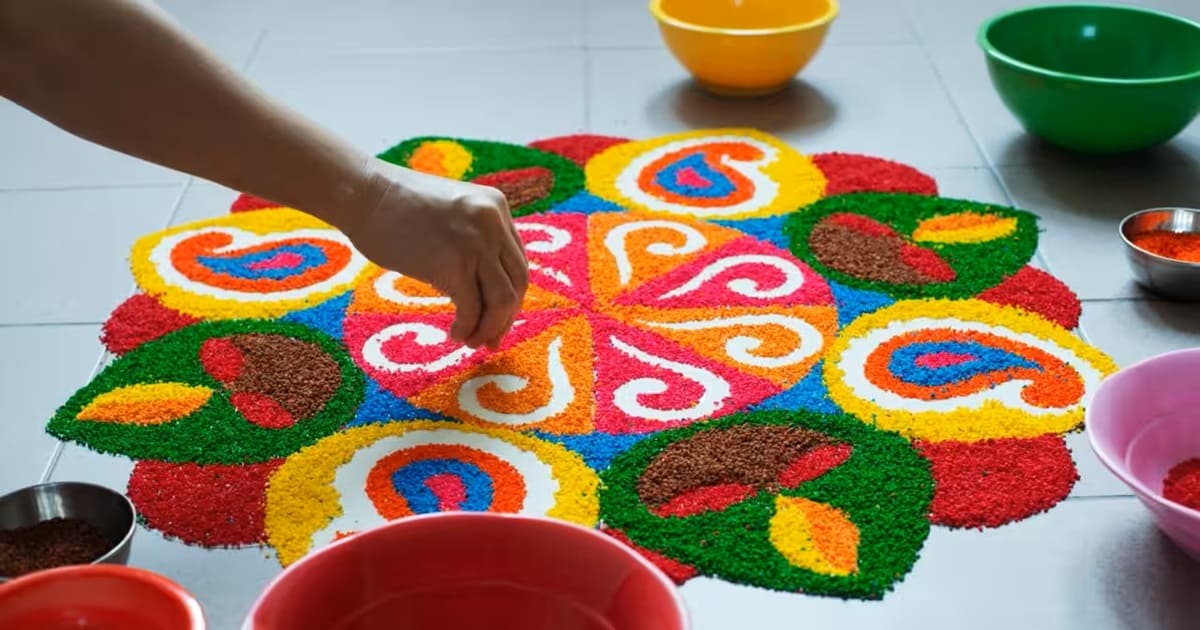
[1087,348,1200,560]
[244,513,690,630]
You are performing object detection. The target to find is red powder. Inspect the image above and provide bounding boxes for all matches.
[603,528,698,584]
[917,435,1078,529]
[811,152,938,197]
[1130,232,1200,263]
[778,444,853,487]
[900,244,956,282]
[826,212,898,238]
[101,294,199,355]
[1163,458,1200,511]
[199,337,244,383]
[528,135,630,166]
[652,484,755,518]
[127,459,283,546]
[229,193,281,213]
[978,266,1082,330]
[230,392,296,429]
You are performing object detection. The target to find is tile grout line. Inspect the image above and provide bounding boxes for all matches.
[39,346,112,483]
[583,48,593,130]
[39,164,194,483]
[266,40,919,59]
[0,321,105,328]
[41,14,270,483]
[1063,493,1136,502]
[901,4,1095,347]
[161,167,196,229]
[242,27,269,74]
[895,0,923,44]
[580,0,591,130]
[900,5,995,177]
[578,0,588,50]
[1079,296,1165,304]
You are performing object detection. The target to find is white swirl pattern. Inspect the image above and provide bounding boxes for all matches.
[644,314,825,369]
[457,337,575,426]
[658,254,806,301]
[362,322,477,374]
[604,220,708,286]
[373,271,451,307]
[609,336,731,421]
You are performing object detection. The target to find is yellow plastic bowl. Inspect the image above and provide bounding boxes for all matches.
[649,0,839,96]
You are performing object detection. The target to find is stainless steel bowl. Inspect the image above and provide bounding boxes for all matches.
[0,481,136,582]
[1119,207,1200,300]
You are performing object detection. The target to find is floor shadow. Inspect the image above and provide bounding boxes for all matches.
[1129,300,1200,335]
[1099,521,1200,630]
[994,134,1200,221]
[997,133,1200,178]
[645,78,838,135]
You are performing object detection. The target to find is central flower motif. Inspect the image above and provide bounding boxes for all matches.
[343,211,839,435]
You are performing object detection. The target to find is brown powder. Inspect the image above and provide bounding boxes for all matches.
[472,167,555,210]
[809,219,931,285]
[229,334,342,420]
[0,518,113,578]
[637,425,830,508]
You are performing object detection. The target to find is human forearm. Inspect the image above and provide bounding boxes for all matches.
[0,0,529,348]
[0,0,378,229]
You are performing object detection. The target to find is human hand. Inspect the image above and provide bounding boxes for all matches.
[343,159,529,350]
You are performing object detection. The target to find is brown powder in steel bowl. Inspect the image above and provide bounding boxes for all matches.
[0,517,113,578]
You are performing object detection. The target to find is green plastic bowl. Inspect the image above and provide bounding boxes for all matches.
[978,4,1200,154]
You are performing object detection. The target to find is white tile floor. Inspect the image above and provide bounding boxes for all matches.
[3,0,1200,628]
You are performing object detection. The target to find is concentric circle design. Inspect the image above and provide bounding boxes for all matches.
[263,421,600,566]
[131,209,371,319]
[365,444,526,518]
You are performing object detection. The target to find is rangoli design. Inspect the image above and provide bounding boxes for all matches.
[50,129,1117,601]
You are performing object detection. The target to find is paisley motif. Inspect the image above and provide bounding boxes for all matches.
[825,299,1118,442]
[586,128,826,219]
[131,209,370,319]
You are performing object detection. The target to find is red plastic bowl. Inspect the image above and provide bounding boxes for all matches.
[244,513,690,630]
[0,564,206,629]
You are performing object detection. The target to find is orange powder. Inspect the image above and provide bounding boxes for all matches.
[1131,232,1200,263]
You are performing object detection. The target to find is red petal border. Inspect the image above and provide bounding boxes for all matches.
[917,435,1078,529]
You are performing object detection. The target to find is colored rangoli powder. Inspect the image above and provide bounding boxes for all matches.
[1163,458,1200,511]
[46,129,1123,603]
[917,436,1078,528]
[1130,232,1200,263]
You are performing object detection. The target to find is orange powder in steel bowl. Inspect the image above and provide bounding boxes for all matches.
[1129,232,1200,263]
